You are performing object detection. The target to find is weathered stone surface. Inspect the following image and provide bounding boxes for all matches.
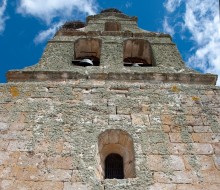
[213,155,220,170]
[0,122,9,131]
[1,8,220,190]
[64,182,91,190]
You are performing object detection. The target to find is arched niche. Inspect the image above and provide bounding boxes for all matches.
[73,38,101,66]
[123,39,154,67]
[97,129,136,179]
[105,22,121,31]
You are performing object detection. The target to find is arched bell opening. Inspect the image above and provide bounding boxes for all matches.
[97,129,136,180]
[105,153,124,179]
[73,38,101,66]
[123,39,154,67]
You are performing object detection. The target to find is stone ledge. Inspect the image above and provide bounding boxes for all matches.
[7,71,217,85]
[55,30,171,38]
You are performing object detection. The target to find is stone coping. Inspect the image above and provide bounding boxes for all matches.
[7,71,217,85]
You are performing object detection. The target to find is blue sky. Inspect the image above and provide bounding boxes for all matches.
[0,0,219,85]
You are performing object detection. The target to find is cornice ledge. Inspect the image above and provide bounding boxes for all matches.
[7,71,217,85]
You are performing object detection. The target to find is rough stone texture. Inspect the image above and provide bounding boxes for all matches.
[1,9,220,190]
[0,81,220,189]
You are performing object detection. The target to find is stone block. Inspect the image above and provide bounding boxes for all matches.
[191,143,214,155]
[147,155,185,171]
[213,155,220,170]
[0,122,9,131]
[193,126,212,133]
[17,152,45,168]
[169,133,182,143]
[185,115,203,126]
[148,132,169,143]
[32,181,64,190]
[45,169,72,181]
[177,184,220,190]
[199,171,220,183]
[149,115,162,125]
[161,115,174,125]
[168,143,187,155]
[162,125,170,133]
[0,180,64,190]
[0,151,10,165]
[148,183,176,190]
[212,143,220,154]
[192,133,219,143]
[0,140,9,151]
[0,165,11,179]
[46,156,75,170]
[131,114,144,125]
[108,114,131,125]
[183,155,215,171]
[64,182,91,190]
[141,104,151,113]
[154,171,197,184]
[7,141,31,152]
[0,180,14,190]
[10,165,40,181]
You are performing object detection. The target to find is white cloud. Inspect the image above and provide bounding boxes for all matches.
[17,0,98,43]
[0,0,8,33]
[164,0,182,13]
[34,21,63,44]
[17,0,98,24]
[163,0,220,86]
[163,17,174,36]
[125,1,132,8]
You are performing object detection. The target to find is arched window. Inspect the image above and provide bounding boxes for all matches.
[105,153,124,179]
[123,39,154,67]
[97,129,136,180]
[73,38,101,66]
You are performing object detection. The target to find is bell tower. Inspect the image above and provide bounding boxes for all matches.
[7,8,217,84]
[1,8,220,190]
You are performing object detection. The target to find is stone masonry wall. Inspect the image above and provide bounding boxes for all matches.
[0,80,220,190]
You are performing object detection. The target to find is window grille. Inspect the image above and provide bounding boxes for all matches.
[105,154,124,179]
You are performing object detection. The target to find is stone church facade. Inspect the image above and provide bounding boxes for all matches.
[0,9,220,190]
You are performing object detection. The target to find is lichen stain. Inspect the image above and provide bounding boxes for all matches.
[10,86,19,97]
[171,85,179,93]
[25,92,31,97]
[192,96,200,101]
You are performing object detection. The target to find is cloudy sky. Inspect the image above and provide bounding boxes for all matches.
[0,0,219,85]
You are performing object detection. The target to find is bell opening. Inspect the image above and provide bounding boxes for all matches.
[123,57,152,67]
[72,56,100,66]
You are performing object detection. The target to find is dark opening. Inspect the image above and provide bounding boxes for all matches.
[73,38,101,66]
[123,39,154,67]
[105,22,121,31]
[105,154,124,179]
[124,57,152,67]
[72,55,100,66]
[62,21,85,30]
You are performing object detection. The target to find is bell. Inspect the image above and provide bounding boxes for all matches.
[79,59,93,66]
[132,63,140,67]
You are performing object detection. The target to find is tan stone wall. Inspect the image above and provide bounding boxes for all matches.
[0,80,220,189]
